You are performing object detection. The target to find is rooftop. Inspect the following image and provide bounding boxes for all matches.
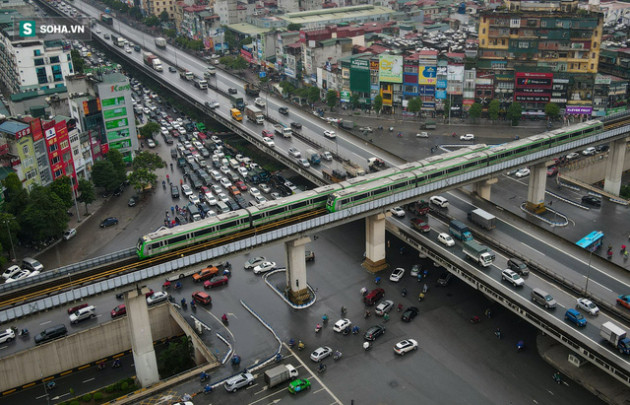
[227,23,271,36]
[0,120,29,135]
[280,5,395,25]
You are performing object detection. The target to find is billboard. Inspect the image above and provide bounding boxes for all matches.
[378,55,403,83]
[418,66,437,85]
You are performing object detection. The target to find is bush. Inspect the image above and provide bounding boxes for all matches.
[105,385,115,393]
[69,401,80,405]
[82,393,92,402]
[93,392,103,400]
[121,381,129,391]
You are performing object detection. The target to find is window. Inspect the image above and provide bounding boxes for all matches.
[590,63,594,70]
[49,144,58,153]
[60,140,69,149]
[52,156,60,165]
[34,49,41,56]
[54,169,63,177]
[22,145,29,154]
[34,58,45,66]
[36,67,47,84]
[52,65,63,82]
[50,56,60,63]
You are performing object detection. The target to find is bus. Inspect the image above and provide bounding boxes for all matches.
[576,231,604,252]
[101,14,113,25]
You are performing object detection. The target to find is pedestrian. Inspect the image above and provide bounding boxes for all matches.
[180,179,183,186]
[171,206,175,214]
[548,200,552,206]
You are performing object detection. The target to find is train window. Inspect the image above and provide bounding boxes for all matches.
[170,235,187,244]
[266,207,285,217]
[150,242,160,250]
[373,187,389,196]
[195,227,215,238]
[428,171,442,179]
[392,181,409,190]
[314,195,328,203]
[352,193,368,202]
[250,213,264,222]
[292,200,308,208]
[218,221,238,230]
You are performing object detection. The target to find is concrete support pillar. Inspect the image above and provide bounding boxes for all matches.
[604,138,627,196]
[473,177,498,200]
[363,213,388,273]
[126,287,159,387]
[525,163,548,214]
[285,237,311,305]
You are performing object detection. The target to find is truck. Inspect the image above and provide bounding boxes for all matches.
[254,97,266,109]
[274,124,292,138]
[142,52,163,72]
[203,66,216,79]
[193,76,208,90]
[462,240,495,267]
[368,157,386,172]
[244,83,260,97]
[449,219,473,241]
[101,14,113,25]
[343,161,366,178]
[421,120,437,130]
[600,321,630,355]
[230,108,242,121]
[305,149,321,165]
[229,94,245,111]
[111,35,125,47]
[468,208,496,230]
[409,200,430,216]
[245,105,264,124]
[246,167,270,184]
[322,168,347,183]
[155,37,166,49]
[340,120,354,130]
[178,68,193,81]
[264,364,298,388]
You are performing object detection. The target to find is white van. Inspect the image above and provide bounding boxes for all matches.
[69,305,96,324]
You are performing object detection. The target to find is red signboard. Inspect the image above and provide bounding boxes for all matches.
[30,118,43,142]
[515,72,553,79]
[0,144,9,156]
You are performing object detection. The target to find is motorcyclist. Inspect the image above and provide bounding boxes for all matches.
[46,381,56,390]
[288,338,295,347]
[322,314,329,323]
[181,298,187,307]
[401,287,407,297]
[363,341,371,350]
[200,371,209,381]
[163,280,171,289]
[341,306,347,315]
[495,328,502,339]
[175,281,182,289]
[221,314,228,323]
[315,323,322,332]
[364,310,371,318]
[113,359,121,368]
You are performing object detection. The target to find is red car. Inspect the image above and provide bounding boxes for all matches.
[111,304,127,318]
[197,132,207,140]
[617,295,630,310]
[200,186,211,195]
[145,289,155,297]
[67,303,89,315]
[170,129,179,138]
[192,291,212,305]
[410,218,430,233]
[235,180,248,192]
[204,275,229,289]
[262,130,274,138]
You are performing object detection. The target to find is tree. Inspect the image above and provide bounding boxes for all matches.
[0,213,19,263]
[91,160,119,192]
[140,121,160,139]
[469,102,483,121]
[287,23,302,31]
[506,102,523,126]
[77,179,96,215]
[407,97,422,116]
[545,102,560,120]
[128,168,157,193]
[443,98,451,120]
[70,49,85,74]
[326,90,338,111]
[350,93,361,110]
[373,95,383,114]
[19,187,68,244]
[488,99,500,122]
[106,150,127,186]
[49,176,74,209]
[279,81,296,96]
[133,151,165,171]
[129,6,143,20]
[158,336,195,378]
[143,15,160,27]
[2,173,28,217]
[159,10,170,22]
[164,28,176,39]
[307,87,320,105]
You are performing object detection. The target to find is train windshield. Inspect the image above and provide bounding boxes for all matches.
[326,195,336,211]
[136,238,144,254]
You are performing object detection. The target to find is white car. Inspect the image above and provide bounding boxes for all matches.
[219,177,232,189]
[5,269,31,283]
[189,194,200,205]
[322,151,333,161]
[324,130,337,139]
[211,184,222,195]
[210,170,222,181]
[460,133,475,141]
[394,339,418,355]
[333,318,352,333]
[217,192,230,203]
[310,346,333,362]
[63,228,77,241]
[288,148,301,158]
[375,299,394,316]
[389,206,405,217]
[514,168,530,178]
[125,46,132,53]
[237,167,248,177]
[299,158,310,168]
[582,147,596,156]
[259,183,271,193]
[219,165,230,175]
[263,137,275,148]
[181,184,193,197]
[416,132,429,138]
[566,152,580,160]
[389,267,405,282]
[576,298,599,316]
[147,291,168,305]
[437,233,455,247]
[249,187,261,198]
[244,256,266,269]
[253,261,277,274]
[429,196,449,208]
[2,265,22,280]
[205,194,217,205]
[0,328,15,344]
[501,269,525,287]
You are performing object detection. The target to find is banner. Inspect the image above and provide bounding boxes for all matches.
[418,66,437,85]
[378,55,403,83]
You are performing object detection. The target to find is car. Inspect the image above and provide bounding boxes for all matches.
[5,269,31,283]
[460,133,475,141]
[410,264,420,278]
[262,129,274,138]
[249,187,261,198]
[576,298,599,316]
[298,158,310,168]
[364,324,386,341]
[259,183,271,193]
[514,168,530,178]
[359,126,373,132]
[416,131,429,138]
[211,184,222,195]
[217,192,230,203]
[205,194,217,205]
[565,308,587,327]
[429,195,449,208]
[0,329,15,344]
[617,294,630,310]
[322,151,333,161]
[263,137,275,147]
[104,33,110,39]
[288,148,301,158]
[547,166,558,177]
[401,306,419,322]
[2,265,22,280]
[111,304,127,318]
[168,66,177,73]
[220,177,232,188]
[181,184,193,197]
[394,339,418,355]
[375,299,394,316]
[333,318,352,333]
[310,346,332,362]
[253,261,277,274]
[125,46,132,53]
[389,206,405,217]
[582,147,597,156]
[146,139,156,148]
[437,232,455,247]
[189,194,200,205]
[245,258,268,272]
[271,192,282,200]
[501,269,525,287]
[324,130,336,139]
[254,195,268,205]
[228,88,237,94]
[224,372,254,392]
[288,378,310,394]
[566,152,580,160]
[235,181,248,192]
[278,107,289,115]
[205,100,220,109]
[290,122,302,129]
[595,144,609,153]
[581,195,601,207]
[146,291,168,305]
[192,266,219,282]
[171,185,180,199]
[63,228,77,241]
[128,195,139,207]
[507,258,529,276]
[203,275,229,288]
[100,217,119,228]
[437,272,453,287]
[389,267,405,282]
[192,291,212,305]
[411,218,430,233]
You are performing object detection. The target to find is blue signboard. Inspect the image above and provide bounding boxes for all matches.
[436,79,447,89]
[259,71,267,78]
[435,90,447,99]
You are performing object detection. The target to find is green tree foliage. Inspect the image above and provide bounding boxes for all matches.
[106,150,127,186]
[407,97,422,115]
[545,102,560,120]
[159,10,170,22]
[488,99,500,121]
[326,90,338,111]
[469,102,483,121]
[224,28,238,50]
[373,94,383,114]
[307,87,320,104]
[133,151,165,171]
[70,49,85,74]
[443,98,451,120]
[218,55,247,70]
[143,15,160,27]
[2,173,29,217]
[49,176,74,209]
[140,121,160,139]
[507,102,523,126]
[91,160,119,192]
[128,168,156,193]
[164,28,176,39]
[279,80,296,95]
[350,93,361,110]
[287,23,302,31]
[77,179,96,214]
[0,213,19,262]
[129,6,143,20]
[20,187,68,243]
[158,336,195,378]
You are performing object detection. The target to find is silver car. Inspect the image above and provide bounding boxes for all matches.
[224,372,254,392]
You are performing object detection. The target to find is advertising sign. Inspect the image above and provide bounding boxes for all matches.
[340,90,351,103]
[435,90,447,99]
[351,59,369,70]
[565,106,593,115]
[436,79,447,89]
[418,66,437,85]
[378,55,403,83]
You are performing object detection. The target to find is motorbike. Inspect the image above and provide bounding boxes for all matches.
[112,359,121,368]
[162,280,171,290]
[552,372,562,384]
[288,338,296,348]
[397,304,403,312]
[341,306,347,316]
[200,371,210,382]
[322,315,329,325]
[418,293,425,302]
[333,351,342,361]
[422,283,428,294]
[364,310,371,319]
[203,384,213,394]
[181,298,187,309]
[190,300,197,311]
[315,324,322,334]
[352,326,360,335]
[363,341,372,351]
[222,314,229,325]
[342,327,350,336]
[495,329,502,339]
[401,288,407,297]
[162,180,166,189]
[297,340,305,351]
[317,364,327,374]
[19,328,29,338]
[516,340,525,352]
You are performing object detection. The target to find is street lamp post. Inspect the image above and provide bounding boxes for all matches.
[585,250,593,294]
[4,220,16,262]
[71,177,81,223]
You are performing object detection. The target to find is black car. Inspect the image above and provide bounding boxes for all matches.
[364,325,386,341]
[164,135,174,145]
[507,258,529,276]
[290,122,302,129]
[100,217,119,228]
[278,107,289,115]
[113,184,125,197]
[226,200,239,211]
[595,144,609,153]
[581,195,601,207]
[170,148,178,158]
[171,185,180,199]
[228,88,237,94]
[168,66,177,73]
[401,307,419,322]
[437,272,453,287]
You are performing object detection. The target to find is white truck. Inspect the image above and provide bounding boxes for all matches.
[142,52,163,72]
[273,124,292,138]
[245,105,264,124]
[155,37,166,49]
[462,240,495,267]
[468,208,496,230]
[600,321,630,355]
[254,97,266,109]
[264,364,298,388]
